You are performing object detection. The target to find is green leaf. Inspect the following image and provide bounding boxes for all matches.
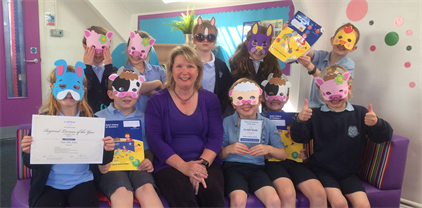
[162,6,196,34]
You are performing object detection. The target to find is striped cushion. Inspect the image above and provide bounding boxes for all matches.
[359,139,393,189]
[16,128,32,180]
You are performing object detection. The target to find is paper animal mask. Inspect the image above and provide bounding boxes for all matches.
[261,73,291,102]
[315,71,351,101]
[332,26,356,50]
[229,81,262,106]
[52,59,86,101]
[84,30,113,53]
[108,67,145,98]
[127,32,156,59]
[248,22,273,55]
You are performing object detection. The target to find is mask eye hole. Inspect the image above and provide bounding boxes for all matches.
[347,39,352,42]
[91,45,96,48]
[118,87,125,92]
[339,89,343,92]
[131,46,136,50]
[59,84,66,89]
[252,39,257,46]
[326,92,331,95]
[132,88,137,92]
[74,85,80,90]
[136,82,140,87]
[263,41,267,47]
[250,96,255,100]
[279,93,284,96]
[141,50,146,54]
[102,46,105,49]
[237,96,243,100]
[338,36,342,39]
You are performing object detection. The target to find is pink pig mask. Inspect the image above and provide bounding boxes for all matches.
[109,67,145,98]
[84,30,113,53]
[315,72,351,101]
[127,32,156,59]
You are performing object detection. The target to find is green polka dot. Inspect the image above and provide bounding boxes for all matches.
[292,152,298,159]
[385,32,399,46]
[129,156,134,161]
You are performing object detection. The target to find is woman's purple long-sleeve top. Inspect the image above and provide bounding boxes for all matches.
[145,88,224,173]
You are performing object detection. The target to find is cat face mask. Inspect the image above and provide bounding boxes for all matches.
[248,22,273,55]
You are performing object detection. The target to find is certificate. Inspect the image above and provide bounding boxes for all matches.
[30,115,105,164]
[238,119,263,143]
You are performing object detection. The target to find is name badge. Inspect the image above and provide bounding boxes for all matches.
[239,119,263,143]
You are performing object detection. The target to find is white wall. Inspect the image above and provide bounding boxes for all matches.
[38,0,125,102]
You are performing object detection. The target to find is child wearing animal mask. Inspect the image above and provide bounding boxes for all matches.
[219,78,287,208]
[291,65,393,208]
[95,68,163,208]
[126,30,166,112]
[229,22,282,86]
[297,23,360,108]
[192,16,232,115]
[83,26,118,113]
[21,59,115,207]
[261,73,327,208]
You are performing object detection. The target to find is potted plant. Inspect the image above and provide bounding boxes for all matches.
[164,6,196,45]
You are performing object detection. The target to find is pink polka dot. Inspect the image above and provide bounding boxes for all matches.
[406,30,413,36]
[346,0,368,22]
[252,100,256,104]
[394,17,404,26]
[409,82,416,88]
[237,101,241,105]
[404,62,411,68]
[114,91,118,95]
[370,45,376,51]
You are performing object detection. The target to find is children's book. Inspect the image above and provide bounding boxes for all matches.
[105,120,144,171]
[269,11,323,63]
[266,112,303,163]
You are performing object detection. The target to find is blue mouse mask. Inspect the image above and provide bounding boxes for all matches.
[52,59,86,101]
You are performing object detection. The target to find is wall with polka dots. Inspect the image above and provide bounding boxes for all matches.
[293,0,421,203]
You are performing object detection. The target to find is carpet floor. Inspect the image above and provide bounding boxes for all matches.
[0,138,17,208]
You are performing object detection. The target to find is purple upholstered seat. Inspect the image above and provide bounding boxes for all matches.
[11,124,409,208]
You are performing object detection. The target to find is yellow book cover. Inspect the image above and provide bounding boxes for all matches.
[269,11,323,63]
[105,120,145,171]
[110,139,144,171]
[266,112,303,163]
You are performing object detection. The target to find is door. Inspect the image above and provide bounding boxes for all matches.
[1,0,42,130]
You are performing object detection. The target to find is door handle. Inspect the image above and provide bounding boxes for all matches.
[25,58,38,63]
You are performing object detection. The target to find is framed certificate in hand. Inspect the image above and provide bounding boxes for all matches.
[30,115,105,164]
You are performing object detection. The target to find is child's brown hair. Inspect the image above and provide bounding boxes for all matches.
[229,25,281,80]
[39,66,93,117]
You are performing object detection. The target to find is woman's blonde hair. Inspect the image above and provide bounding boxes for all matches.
[39,66,93,117]
[164,45,204,90]
[229,25,281,80]
[316,65,353,99]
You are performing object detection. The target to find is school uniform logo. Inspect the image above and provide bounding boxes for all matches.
[348,125,359,138]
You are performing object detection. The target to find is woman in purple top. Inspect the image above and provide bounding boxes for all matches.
[145,45,224,207]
